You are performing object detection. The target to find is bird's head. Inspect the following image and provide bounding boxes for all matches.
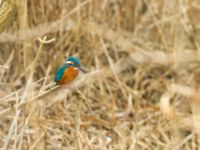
[65,56,87,73]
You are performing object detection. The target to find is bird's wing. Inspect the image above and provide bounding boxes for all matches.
[54,64,68,82]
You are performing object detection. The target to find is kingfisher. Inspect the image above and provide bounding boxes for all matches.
[54,56,87,85]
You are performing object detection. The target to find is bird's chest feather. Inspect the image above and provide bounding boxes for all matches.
[58,66,79,84]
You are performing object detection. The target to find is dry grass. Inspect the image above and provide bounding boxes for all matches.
[1,0,200,149]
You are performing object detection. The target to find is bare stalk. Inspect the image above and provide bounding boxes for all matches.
[75,98,82,150]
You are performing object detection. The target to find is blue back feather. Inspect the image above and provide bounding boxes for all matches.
[54,64,69,82]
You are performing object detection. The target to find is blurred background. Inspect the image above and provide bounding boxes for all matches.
[1,0,200,149]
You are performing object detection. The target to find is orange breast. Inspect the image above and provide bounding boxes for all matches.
[59,66,79,85]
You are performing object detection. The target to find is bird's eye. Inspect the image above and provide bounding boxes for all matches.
[66,61,80,68]
[66,61,75,65]
[74,63,80,67]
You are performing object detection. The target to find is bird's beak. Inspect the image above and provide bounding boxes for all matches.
[78,65,88,73]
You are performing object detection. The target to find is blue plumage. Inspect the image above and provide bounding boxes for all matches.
[54,56,86,84]
[54,63,69,82]
[55,57,81,83]
[66,57,80,66]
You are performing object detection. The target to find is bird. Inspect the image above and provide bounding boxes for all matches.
[54,56,87,85]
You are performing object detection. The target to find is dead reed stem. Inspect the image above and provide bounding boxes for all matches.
[74,91,82,150]
[0,0,17,32]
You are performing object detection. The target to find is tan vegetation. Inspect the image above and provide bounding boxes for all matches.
[1,0,200,149]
